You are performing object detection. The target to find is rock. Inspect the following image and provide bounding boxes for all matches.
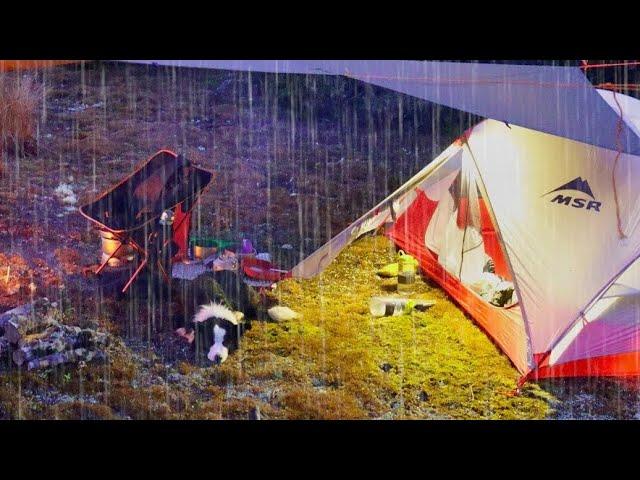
[54,183,78,205]
[267,306,300,322]
[249,406,261,420]
[380,363,393,373]
[167,373,184,384]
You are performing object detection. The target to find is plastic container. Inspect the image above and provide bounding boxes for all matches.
[189,236,235,260]
[369,296,435,317]
[397,250,419,293]
[256,252,271,262]
[241,238,257,256]
[194,246,216,260]
[397,270,416,294]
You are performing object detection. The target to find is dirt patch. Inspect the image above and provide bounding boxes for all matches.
[54,248,83,276]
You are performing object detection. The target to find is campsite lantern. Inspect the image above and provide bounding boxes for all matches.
[99,230,133,267]
[397,250,418,294]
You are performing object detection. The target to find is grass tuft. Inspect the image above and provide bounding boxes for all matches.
[0,75,43,156]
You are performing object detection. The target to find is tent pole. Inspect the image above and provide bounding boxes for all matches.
[462,131,536,377]
[456,149,473,280]
[291,141,463,278]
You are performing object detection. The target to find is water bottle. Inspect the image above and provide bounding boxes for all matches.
[369,297,406,317]
[369,297,435,317]
[397,251,419,294]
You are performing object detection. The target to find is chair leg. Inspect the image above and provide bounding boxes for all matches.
[157,258,171,284]
[95,241,125,275]
[122,257,148,293]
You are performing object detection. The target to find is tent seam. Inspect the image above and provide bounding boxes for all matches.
[461,132,536,373]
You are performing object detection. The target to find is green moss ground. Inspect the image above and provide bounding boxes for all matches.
[218,235,554,419]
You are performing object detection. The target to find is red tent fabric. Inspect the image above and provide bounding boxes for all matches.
[388,190,529,374]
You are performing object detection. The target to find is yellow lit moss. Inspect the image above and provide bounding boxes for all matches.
[221,234,552,419]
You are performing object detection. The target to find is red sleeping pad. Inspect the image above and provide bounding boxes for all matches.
[241,257,289,282]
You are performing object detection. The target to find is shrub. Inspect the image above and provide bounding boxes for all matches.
[0,75,43,156]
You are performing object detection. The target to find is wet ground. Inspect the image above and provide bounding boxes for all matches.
[2,61,640,419]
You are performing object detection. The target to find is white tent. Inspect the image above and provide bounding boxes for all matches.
[294,89,640,380]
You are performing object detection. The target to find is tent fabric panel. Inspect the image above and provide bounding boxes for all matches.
[597,89,640,140]
[602,284,640,299]
[390,191,440,262]
[0,60,79,72]
[290,142,462,278]
[533,350,640,379]
[289,200,398,279]
[122,60,338,76]
[610,252,640,291]
[388,190,529,373]
[479,201,511,279]
[289,228,349,279]
[555,294,640,366]
[548,256,640,366]
[292,184,422,278]
[468,119,640,355]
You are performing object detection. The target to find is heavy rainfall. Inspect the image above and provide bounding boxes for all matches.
[1,60,639,420]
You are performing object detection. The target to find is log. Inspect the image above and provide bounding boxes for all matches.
[12,335,65,366]
[1,299,59,345]
[12,326,110,367]
[3,298,110,370]
[0,303,33,337]
[24,349,107,370]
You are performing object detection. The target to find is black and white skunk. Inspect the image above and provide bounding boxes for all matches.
[190,302,246,365]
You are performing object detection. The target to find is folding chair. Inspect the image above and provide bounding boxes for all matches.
[79,150,214,293]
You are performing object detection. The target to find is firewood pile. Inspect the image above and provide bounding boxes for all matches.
[0,298,110,370]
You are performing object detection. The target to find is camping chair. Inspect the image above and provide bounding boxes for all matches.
[79,150,214,293]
